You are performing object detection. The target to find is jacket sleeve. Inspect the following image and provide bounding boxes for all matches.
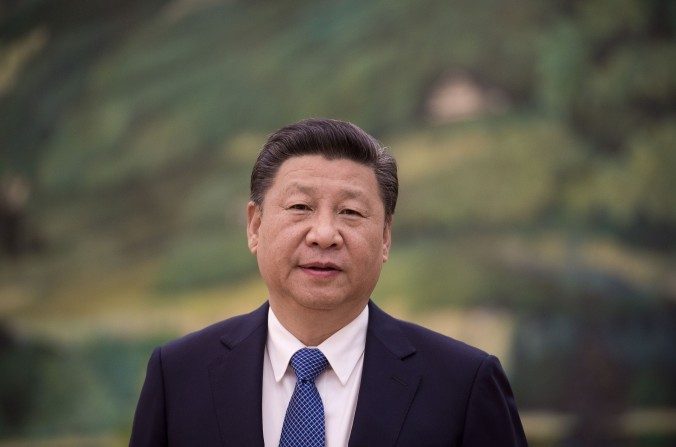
[129,347,168,447]
[461,355,528,447]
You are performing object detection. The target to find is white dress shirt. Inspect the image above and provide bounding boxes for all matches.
[262,305,369,447]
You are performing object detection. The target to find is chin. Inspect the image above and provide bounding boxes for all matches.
[297,297,344,311]
[294,293,361,312]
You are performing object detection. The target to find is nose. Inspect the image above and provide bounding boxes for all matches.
[305,210,343,249]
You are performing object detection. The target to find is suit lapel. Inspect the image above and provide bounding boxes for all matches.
[349,302,421,447]
[208,303,268,447]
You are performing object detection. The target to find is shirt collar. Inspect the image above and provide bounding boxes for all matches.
[267,304,369,386]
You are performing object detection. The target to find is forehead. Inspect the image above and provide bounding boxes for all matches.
[268,155,379,198]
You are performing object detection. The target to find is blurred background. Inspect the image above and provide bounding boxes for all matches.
[1,0,675,445]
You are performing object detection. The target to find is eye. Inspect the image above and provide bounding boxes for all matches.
[288,203,311,211]
[340,208,363,217]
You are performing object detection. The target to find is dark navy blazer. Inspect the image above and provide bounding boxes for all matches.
[130,301,527,446]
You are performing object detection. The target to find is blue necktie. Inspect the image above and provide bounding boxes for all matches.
[279,348,329,447]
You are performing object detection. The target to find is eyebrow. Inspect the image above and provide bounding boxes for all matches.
[285,182,366,200]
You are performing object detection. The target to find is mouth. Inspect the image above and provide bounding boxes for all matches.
[299,262,342,271]
[298,262,342,276]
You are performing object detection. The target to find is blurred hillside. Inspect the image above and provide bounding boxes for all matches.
[1,0,675,445]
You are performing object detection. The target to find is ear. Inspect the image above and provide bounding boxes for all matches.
[382,220,392,263]
[246,201,262,254]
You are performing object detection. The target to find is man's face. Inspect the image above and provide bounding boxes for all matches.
[247,155,391,317]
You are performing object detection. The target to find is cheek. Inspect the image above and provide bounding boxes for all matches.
[258,223,301,259]
[355,234,386,264]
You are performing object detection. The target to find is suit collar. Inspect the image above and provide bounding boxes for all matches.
[209,302,269,447]
[207,300,421,447]
[217,301,269,349]
[349,301,421,447]
[365,300,416,359]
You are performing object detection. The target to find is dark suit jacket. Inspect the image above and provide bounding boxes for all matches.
[130,301,527,446]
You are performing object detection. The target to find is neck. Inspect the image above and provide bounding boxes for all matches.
[269,299,368,346]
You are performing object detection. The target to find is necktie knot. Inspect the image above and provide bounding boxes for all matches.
[290,348,328,383]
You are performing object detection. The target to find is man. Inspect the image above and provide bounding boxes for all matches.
[130,118,527,446]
